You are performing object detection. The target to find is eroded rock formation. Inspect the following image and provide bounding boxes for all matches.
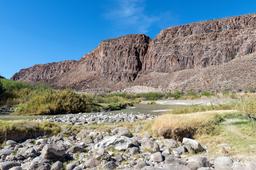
[12,14,256,92]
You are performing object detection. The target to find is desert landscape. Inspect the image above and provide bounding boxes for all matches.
[0,2,256,170]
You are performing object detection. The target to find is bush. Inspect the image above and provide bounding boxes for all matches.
[166,91,183,99]
[136,92,165,100]
[15,89,98,115]
[0,81,3,96]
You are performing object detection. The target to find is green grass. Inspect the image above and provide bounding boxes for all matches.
[108,90,215,101]
[169,104,235,115]
[0,120,60,143]
[197,119,256,156]
[236,96,256,117]
[0,79,134,115]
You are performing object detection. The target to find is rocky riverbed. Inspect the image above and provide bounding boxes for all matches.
[34,112,156,125]
[0,127,255,170]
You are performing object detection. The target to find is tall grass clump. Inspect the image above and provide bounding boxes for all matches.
[0,120,60,143]
[93,95,134,111]
[236,96,256,118]
[170,104,234,115]
[152,111,227,141]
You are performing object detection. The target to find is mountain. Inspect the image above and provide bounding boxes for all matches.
[12,14,256,92]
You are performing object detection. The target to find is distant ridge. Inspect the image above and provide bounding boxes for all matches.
[12,14,256,92]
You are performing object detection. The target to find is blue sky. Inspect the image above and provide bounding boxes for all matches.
[0,0,255,78]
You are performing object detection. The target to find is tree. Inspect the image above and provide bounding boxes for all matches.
[0,81,3,96]
[0,76,4,95]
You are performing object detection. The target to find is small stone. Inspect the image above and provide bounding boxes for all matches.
[112,127,133,138]
[102,161,117,170]
[162,163,190,170]
[95,136,136,151]
[141,139,160,153]
[5,140,17,146]
[135,159,147,169]
[163,139,178,148]
[214,156,233,170]
[150,152,164,163]
[9,167,22,170]
[173,146,186,156]
[0,148,13,156]
[51,161,63,170]
[187,156,209,170]
[66,162,78,170]
[244,161,256,170]
[128,147,140,155]
[67,145,84,154]
[85,158,100,168]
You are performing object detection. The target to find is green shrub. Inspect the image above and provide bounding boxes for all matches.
[236,97,256,117]
[166,91,183,99]
[15,89,99,115]
[0,81,3,96]
[136,92,165,100]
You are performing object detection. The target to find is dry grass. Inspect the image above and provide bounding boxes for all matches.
[169,104,235,115]
[152,110,235,141]
[236,96,256,117]
[0,120,60,143]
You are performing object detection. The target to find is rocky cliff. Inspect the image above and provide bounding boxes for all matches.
[12,14,256,92]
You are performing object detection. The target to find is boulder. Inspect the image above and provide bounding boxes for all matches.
[182,138,205,153]
[0,162,20,170]
[95,136,136,151]
[41,144,67,161]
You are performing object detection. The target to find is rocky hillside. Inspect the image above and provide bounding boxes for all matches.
[12,14,256,92]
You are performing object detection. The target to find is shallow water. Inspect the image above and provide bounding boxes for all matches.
[0,98,233,121]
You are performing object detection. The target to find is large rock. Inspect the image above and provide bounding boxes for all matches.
[94,135,137,151]
[182,138,206,153]
[12,14,256,92]
[41,144,67,161]
[0,162,21,170]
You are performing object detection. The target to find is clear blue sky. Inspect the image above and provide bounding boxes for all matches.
[0,0,255,78]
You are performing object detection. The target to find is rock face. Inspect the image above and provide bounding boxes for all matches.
[12,14,256,92]
[12,60,78,84]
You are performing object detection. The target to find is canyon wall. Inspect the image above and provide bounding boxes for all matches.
[12,14,256,92]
